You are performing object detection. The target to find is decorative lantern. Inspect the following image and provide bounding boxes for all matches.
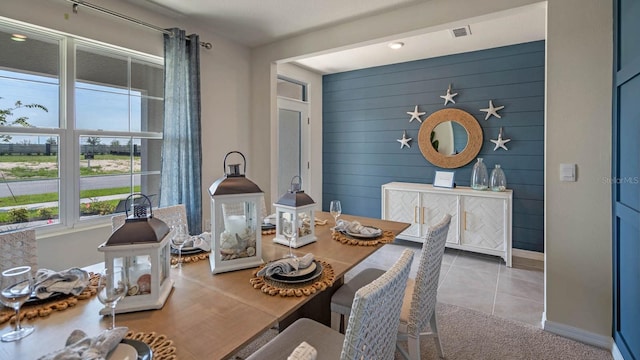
[98,194,174,314]
[273,176,316,248]
[209,151,264,274]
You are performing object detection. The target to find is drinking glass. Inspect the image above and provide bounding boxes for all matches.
[171,224,190,268]
[0,266,35,342]
[97,267,128,330]
[281,218,297,259]
[330,200,342,230]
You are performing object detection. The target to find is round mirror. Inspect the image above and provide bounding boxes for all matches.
[418,108,482,169]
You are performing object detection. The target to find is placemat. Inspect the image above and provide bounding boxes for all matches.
[125,330,177,360]
[249,260,335,297]
[0,272,99,326]
[171,251,209,265]
[332,229,396,246]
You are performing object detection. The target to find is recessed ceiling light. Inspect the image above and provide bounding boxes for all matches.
[11,33,27,42]
[388,42,404,50]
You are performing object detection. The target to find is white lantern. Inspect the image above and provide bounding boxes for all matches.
[209,151,264,274]
[273,176,316,248]
[98,194,174,314]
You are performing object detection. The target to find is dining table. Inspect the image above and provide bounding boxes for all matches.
[0,211,409,360]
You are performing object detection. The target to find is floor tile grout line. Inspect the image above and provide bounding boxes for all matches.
[491,264,501,316]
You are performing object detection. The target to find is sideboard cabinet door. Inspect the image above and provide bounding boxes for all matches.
[383,189,421,240]
[421,192,459,245]
[460,196,505,251]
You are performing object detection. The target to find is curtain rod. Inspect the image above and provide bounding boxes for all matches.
[67,0,213,49]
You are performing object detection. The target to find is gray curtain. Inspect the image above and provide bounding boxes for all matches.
[160,28,202,234]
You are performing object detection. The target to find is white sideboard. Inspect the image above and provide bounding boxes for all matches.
[381,182,513,267]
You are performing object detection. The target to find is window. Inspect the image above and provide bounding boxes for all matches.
[0,18,163,231]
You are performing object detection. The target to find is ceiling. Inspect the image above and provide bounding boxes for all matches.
[126,0,547,74]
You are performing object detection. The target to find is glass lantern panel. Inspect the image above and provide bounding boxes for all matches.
[160,246,169,283]
[299,209,313,238]
[277,210,293,238]
[126,255,152,296]
[220,200,258,261]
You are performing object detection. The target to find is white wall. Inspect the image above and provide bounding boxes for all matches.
[1,0,251,270]
[544,0,612,340]
[251,0,613,345]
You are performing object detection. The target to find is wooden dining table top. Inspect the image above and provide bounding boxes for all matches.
[0,211,409,360]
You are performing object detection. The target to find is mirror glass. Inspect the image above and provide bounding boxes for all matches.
[431,121,468,156]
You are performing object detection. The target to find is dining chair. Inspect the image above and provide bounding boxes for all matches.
[330,214,452,360]
[111,204,189,234]
[246,249,414,360]
[0,228,38,274]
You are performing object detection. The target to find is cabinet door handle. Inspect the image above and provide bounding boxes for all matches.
[414,206,418,224]
[421,207,425,224]
[463,211,467,231]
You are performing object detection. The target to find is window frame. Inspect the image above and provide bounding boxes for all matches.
[0,17,164,234]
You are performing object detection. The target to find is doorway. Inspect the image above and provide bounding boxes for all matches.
[276,96,310,199]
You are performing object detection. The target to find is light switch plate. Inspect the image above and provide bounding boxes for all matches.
[560,163,576,182]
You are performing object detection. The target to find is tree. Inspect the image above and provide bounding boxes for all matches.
[0,97,48,142]
[86,137,101,146]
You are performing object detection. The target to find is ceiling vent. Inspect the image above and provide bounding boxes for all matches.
[449,25,472,38]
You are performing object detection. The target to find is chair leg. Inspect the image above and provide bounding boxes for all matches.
[430,314,444,358]
[330,312,342,332]
[407,335,421,360]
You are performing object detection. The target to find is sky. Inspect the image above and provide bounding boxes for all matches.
[0,69,144,142]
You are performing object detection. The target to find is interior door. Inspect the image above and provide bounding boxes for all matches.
[277,97,309,198]
[613,1,640,358]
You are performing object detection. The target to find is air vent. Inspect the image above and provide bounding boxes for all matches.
[449,25,472,38]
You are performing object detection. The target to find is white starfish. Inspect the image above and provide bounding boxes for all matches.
[406,105,425,123]
[440,85,458,106]
[397,131,412,149]
[490,128,511,151]
[480,100,505,120]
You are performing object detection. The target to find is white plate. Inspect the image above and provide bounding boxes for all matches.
[107,343,138,360]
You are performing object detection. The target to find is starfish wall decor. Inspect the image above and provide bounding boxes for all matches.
[397,130,412,149]
[406,105,425,123]
[490,127,511,151]
[440,84,458,106]
[480,100,505,120]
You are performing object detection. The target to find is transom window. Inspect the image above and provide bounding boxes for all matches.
[0,18,164,232]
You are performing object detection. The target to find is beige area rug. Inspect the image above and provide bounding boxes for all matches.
[233,303,612,360]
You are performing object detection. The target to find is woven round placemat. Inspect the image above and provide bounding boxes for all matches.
[249,260,335,297]
[125,330,177,360]
[0,272,99,326]
[332,230,396,246]
[171,251,209,265]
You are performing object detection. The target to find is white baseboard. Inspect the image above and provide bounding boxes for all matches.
[542,314,613,350]
[512,248,544,262]
[612,341,625,360]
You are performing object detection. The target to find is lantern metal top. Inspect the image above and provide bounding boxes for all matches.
[275,176,315,207]
[209,151,263,196]
[106,194,170,245]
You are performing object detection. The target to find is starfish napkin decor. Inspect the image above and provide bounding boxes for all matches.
[480,100,505,120]
[406,105,425,123]
[440,84,458,106]
[490,127,511,151]
[397,130,412,149]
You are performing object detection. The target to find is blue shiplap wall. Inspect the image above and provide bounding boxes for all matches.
[322,40,545,253]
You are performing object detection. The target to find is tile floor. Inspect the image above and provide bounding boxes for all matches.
[346,239,545,327]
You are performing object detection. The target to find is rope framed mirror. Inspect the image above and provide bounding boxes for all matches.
[418,108,483,169]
